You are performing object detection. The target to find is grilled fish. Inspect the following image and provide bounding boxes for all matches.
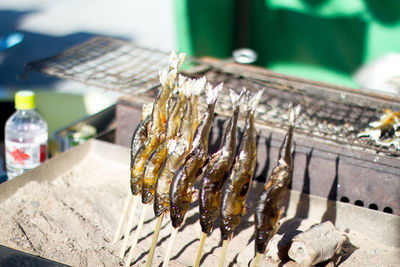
[169,83,223,228]
[131,103,153,157]
[219,89,263,240]
[153,78,205,217]
[130,103,153,194]
[199,89,243,234]
[142,76,201,204]
[130,52,184,195]
[254,105,300,254]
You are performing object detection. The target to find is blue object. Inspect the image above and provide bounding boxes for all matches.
[0,32,24,51]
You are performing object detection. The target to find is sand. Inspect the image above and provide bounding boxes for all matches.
[0,141,398,266]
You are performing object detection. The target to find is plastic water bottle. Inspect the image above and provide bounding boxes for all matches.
[5,90,48,180]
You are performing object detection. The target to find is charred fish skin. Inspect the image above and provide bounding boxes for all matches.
[178,76,205,150]
[254,105,299,254]
[131,144,145,195]
[153,100,192,217]
[131,103,153,157]
[141,81,188,204]
[129,104,153,195]
[130,101,163,196]
[169,83,223,229]
[148,51,184,142]
[254,171,288,254]
[130,115,151,195]
[154,139,187,217]
[142,145,168,204]
[130,52,185,196]
[153,78,206,217]
[199,89,243,234]
[219,89,263,241]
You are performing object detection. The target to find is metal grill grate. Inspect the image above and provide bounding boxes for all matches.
[185,68,400,157]
[27,37,400,156]
[25,37,171,94]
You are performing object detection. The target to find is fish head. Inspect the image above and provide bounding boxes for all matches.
[199,207,219,234]
[255,228,276,254]
[219,214,241,240]
[170,200,190,228]
[130,181,141,196]
[141,188,154,204]
[154,194,167,217]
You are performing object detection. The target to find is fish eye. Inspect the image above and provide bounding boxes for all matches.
[240,182,249,197]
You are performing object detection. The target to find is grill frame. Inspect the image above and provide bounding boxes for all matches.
[26,37,400,215]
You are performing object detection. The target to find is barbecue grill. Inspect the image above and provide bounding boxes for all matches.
[25,36,399,216]
[9,36,398,265]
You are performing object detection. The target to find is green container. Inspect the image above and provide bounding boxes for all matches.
[175,0,236,58]
[175,0,400,88]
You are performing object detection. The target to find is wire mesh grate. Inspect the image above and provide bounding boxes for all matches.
[26,37,171,94]
[27,37,400,156]
[186,69,400,156]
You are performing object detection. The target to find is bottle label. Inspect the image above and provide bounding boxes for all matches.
[5,140,47,169]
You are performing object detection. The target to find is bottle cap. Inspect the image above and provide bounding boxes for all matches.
[15,90,35,110]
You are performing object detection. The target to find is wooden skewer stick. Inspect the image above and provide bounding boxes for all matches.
[162,227,178,267]
[146,212,165,267]
[113,192,133,242]
[124,204,149,267]
[119,195,140,259]
[194,232,207,267]
[253,252,261,267]
[218,239,229,267]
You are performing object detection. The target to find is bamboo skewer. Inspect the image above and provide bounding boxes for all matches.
[114,192,133,242]
[218,239,229,267]
[254,252,261,267]
[162,227,178,267]
[119,195,140,258]
[146,212,165,267]
[194,232,207,267]
[124,204,149,267]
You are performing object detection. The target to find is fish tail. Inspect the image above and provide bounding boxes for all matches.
[288,104,301,127]
[277,104,300,167]
[168,51,186,70]
[141,103,153,120]
[229,88,245,108]
[193,76,207,96]
[206,82,223,105]
[177,75,188,95]
[159,69,168,87]
[248,88,264,112]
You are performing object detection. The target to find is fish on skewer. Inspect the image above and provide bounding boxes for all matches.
[146,77,204,267]
[218,89,263,267]
[153,78,204,217]
[131,103,153,158]
[253,105,300,267]
[194,89,243,267]
[120,78,177,258]
[130,52,185,196]
[162,82,222,267]
[124,77,202,266]
[113,103,153,243]
[199,89,244,234]
[119,52,184,259]
[141,76,200,204]
[145,137,190,267]
[219,89,263,240]
[169,82,223,229]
